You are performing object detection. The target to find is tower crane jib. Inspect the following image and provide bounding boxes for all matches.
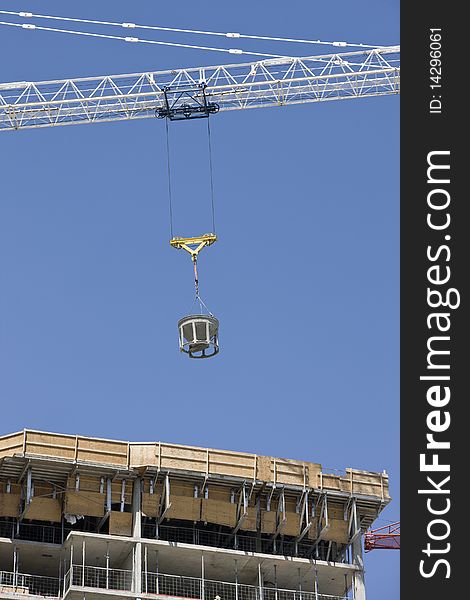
[0,46,399,132]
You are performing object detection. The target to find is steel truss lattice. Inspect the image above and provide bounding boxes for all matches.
[0,46,399,131]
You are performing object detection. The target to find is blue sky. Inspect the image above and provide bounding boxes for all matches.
[0,1,399,597]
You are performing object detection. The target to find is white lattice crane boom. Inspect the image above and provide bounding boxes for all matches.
[0,46,399,132]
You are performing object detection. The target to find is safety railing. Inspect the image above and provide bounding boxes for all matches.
[0,518,65,545]
[0,570,347,599]
[65,564,133,592]
[141,523,327,561]
[142,573,348,600]
[0,570,61,597]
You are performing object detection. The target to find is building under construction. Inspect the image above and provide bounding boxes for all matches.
[0,430,390,599]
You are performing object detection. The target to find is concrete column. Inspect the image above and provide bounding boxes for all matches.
[133,478,142,597]
[352,534,366,600]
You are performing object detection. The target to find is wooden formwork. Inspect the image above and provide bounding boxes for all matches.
[0,493,21,518]
[0,585,30,594]
[110,479,132,506]
[201,499,236,527]
[320,518,349,544]
[0,481,21,517]
[159,480,200,522]
[327,503,346,520]
[320,469,389,501]
[109,511,133,536]
[0,432,24,460]
[201,486,237,527]
[241,505,258,532]
[64,491,105,517]
[281,498,301,537]
[1,430,325,489]
[23,498,62,522]
[64,475,105,518]
[0,429,390,540]
[266,460,322,488]
[141,478,162,518]
[142,492,161,518]
[0,430,129,467]
[307,516,319,540]
[344,469,389,499]
[167,496,201,522]
[261,509,277,534]
[0,430,390,507]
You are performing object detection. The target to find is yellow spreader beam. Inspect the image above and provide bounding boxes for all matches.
[170,233,217,260]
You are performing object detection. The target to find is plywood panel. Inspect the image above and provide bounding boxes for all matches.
[34,483,56,498]
[0,585,30,594]
[160,444,207,473]
[240,506,258,532]
[111,480,132,505]
[142,492,161,518]
[65,491,105,517]
[350,482,380,496]
[256,458,322,488]
[0,482,21,494]
[321,518,349,544]
[23,498,62,523]
[201,499,237,528]
[321,474,342,491]
[142,479,162,494]
[207,485,231,501]
[0,430,389,502]
[78,438,128,466]
[282,512,301,537]
[67,475,102,493]
[208,450,255,479]
[275,459,306,486]
[345,469,385,484]
[130,444,158,467]
[261,510,277,534]
[109,511,133,536]
[0,493,21,517]
[343,470,389,499]
[307,463,321,487]
[327,504,346,520]
[257,456,271,481]
[171,481,196,497]
[166,497,201,522]
[26,431,76,460]
[0,432,24,459]
[307,517,319,540]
